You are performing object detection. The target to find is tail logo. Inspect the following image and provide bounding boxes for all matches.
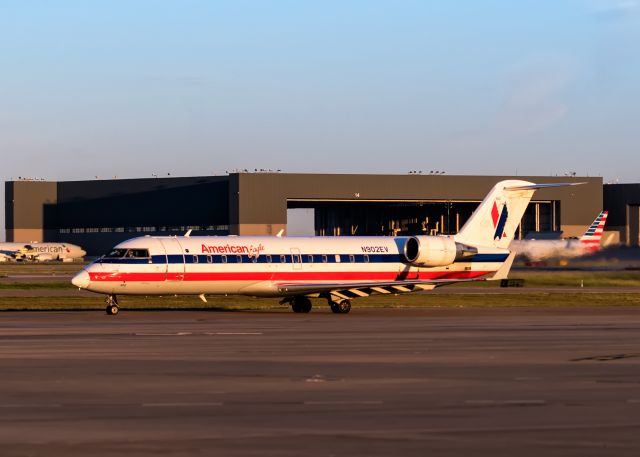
[492,201,509,240]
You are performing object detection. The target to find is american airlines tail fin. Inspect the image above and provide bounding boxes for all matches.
[579,210,608,250]
[454,180,584,249]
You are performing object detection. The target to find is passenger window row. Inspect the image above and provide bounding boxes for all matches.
[103,252,379,264]
[179,254,373,264]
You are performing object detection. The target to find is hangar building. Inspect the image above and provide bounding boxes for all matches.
[5,173,602,256]
[603,183,640,246]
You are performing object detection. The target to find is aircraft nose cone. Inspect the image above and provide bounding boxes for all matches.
[72,270,90,289]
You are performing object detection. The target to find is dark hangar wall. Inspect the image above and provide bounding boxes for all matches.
[5,177,229,255]
[604,183,640,245]
[52,176,229,229]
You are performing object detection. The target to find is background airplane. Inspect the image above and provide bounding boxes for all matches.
[72,180,580,315]
[509,210,608,263]
[0,242,86,262]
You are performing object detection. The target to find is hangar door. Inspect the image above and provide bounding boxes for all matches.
[288,200,559,238]
[287,208,315,236]
[628,205,640,246]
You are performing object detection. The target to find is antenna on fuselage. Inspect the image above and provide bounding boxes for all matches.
[276,229,284,237]
[184,229,192,237]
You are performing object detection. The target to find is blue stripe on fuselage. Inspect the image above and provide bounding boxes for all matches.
[97,252,509,265]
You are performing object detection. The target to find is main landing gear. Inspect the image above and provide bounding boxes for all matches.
[105,295,119,315]
[290,296,312,313]
[284,296,351,314]
[329,299,351,314]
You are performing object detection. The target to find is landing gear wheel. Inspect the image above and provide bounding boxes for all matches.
[106,304,119,315]
[291,296,312,313]
[105,295,119,316]
[330,299,351,314]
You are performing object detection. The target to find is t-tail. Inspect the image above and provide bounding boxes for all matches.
[454,180,584,250]
[579,210,608,252]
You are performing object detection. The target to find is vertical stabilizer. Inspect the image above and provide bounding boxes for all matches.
[579,210,608,251]
[455,180,536,249]
[455,181,584,249]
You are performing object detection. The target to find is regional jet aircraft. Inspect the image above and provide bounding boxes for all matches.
[0,242,86,262]
[72,180,580,315]
[509,210,608,262]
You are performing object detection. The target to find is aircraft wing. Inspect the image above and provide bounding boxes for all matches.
[276,277,483,299]
[0,250,16,261]
[0,249,19,258]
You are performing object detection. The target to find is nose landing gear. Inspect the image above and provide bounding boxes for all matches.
[105,295,119,315]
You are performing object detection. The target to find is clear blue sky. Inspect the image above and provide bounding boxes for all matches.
[1,1,639,238]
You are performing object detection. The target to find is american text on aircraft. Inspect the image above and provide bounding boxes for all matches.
[201,243,265,256]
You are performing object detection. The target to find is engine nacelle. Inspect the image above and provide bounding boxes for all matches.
[403,236,478,267]
[33,253,54,262]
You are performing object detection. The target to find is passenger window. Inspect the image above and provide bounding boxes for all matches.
[322,254,328,263]
[221,255,227,264]
[251,256,258,263]
[335,255,341,263]
[280,255,286,263]
[364,254,369,263]
[308,255,313,263]
[207,255,212,263]
[192,255,198,264]
[349,254,355,263]
[266,254,272,263]
[237,255,243,263]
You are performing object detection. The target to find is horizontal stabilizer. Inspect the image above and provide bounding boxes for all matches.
[505,182,586,191]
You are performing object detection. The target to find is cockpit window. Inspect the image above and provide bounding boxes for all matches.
[105,248,128,258]
[127,249,150,258]
[105,248,149,258]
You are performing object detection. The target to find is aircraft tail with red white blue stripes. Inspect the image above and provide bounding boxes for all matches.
[579,211,608,252]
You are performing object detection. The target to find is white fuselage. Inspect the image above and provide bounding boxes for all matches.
[0,242,86,261]
[509,239,596,262]
[74,236,509,297]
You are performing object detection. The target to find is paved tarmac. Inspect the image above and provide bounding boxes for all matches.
[1,308,639,456]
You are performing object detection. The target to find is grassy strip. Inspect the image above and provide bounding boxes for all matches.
[508,270,640,288]
[0,263,85,276]
[0,282,76,290]
[1,292,639,311]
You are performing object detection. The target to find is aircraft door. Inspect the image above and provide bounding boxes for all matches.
[159,238,185,281]
[290,248,302,270]
[145,237,167,277]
